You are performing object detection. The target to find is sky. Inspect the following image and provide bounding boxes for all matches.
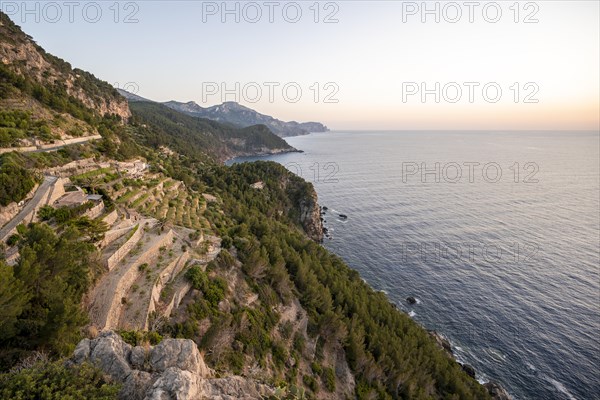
[2,0,599,130]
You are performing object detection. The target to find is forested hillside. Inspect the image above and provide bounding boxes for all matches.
[129,101,295,162]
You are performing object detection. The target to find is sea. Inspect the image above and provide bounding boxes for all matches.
[229,130,600,400]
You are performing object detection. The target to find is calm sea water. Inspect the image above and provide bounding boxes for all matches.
[230,131,600,400]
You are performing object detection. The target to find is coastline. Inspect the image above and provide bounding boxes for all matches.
[223,147,303,165]
[228,146,513,400]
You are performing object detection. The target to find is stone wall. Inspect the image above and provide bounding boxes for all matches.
[46,159,111,178]
[99,226,131,250]
[0,183,38,227]
[0,146,36,154]
[83,201,105,220]
[105,224,143,271]
[38,135,102,151]
[163,281,193,318]
[146,252,190,327]
[101,230,175,330]
[45,177,66,206]
[102,209,119,227]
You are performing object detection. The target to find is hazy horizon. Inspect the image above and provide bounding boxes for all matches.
[4,0,599,130]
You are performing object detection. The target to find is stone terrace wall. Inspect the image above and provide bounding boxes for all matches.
[101,229,175,330]
[83,201,105,219]
[105,224,142,271]
[102,209,118,227]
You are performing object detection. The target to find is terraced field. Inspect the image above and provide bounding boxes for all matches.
[78,166,220,331]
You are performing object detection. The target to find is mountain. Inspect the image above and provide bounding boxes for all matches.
[0,12,501,400]
[118,88,328,137]
[0,13,293,167]
[116,88,152,103]
[163,100,329,137]
[128,101,296,162]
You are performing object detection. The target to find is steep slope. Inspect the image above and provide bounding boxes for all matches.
[129,101,296,162]
[116,88,152,103]
[0,12,130,150]
[163,100,329,137]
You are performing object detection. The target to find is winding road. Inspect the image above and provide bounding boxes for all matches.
[0,176,57,242]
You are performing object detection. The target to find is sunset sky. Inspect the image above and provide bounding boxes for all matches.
[6,0,599,130]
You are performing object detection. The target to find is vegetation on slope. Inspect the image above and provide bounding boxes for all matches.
[129,101,295,162]
[0,359,119,399]
[0,152,39,206]
[168,161,491,399]
[0,223,102,368]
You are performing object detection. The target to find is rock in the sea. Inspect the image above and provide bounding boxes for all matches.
[70,331,274,400]
[461,363,476,378]
[484,381,512,400]
[406,296,417,305]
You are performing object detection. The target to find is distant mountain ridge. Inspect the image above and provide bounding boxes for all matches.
[117,89,328,137]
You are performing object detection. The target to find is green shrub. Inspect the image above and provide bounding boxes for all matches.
[302,374,318,393]
[322,367,336,392]
[0,360,120,399]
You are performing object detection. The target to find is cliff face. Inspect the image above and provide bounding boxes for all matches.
[71,331,275,400]
[298,187,324,242]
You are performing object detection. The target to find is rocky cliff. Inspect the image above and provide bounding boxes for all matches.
[0,13,130,121]
[71,331,275,400]
[298,187,324,242]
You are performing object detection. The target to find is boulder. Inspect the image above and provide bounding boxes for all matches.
[70,331,274,400]
[461,363,476,378]
[122,370,153,400]
[150,339,211,377]
[146,367,200,400]
[72,331,133,380]
[484,381,512,400]
[129,346,149,370]
[406,296,417,305]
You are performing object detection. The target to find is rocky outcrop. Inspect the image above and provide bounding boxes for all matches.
[71,331,275,400]
[429,330,453,356]
[428,331,513,399]
[298,188,324,242]
[484,381,512,400]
